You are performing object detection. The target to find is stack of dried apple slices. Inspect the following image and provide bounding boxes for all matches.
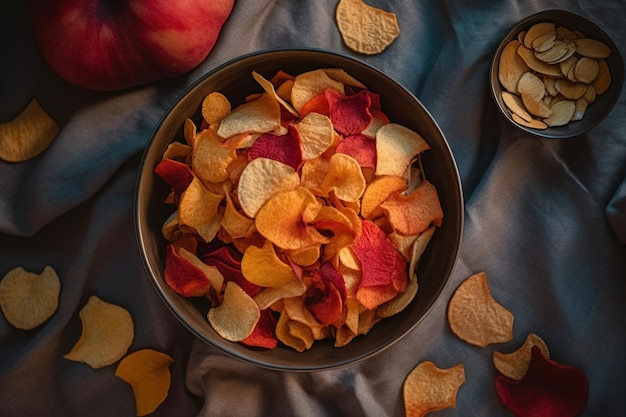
[498,21,612,129]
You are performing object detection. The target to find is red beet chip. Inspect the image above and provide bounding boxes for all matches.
[204,246,263,297]
[154,158,193,204]
[336,133,376,169]
[495,346,589,417]
[247,128,302,171]
[241,309,278,349]
[305,265,346,327]
[325,89,372,136]
[164,245,211,297]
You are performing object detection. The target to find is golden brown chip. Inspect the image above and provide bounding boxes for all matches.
[0,99,60,162]
[493,333,550,380]
[403,361,465,417]
[447,271,514,347]
[336,0,400,55]
[64,295,134,368]
[201,91,231,125]
[0,265,61,330]
[207,281,260,342]
[115,349,173,417]
[498,40,531,93]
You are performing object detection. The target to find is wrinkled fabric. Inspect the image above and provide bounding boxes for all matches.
[1,1,625,416]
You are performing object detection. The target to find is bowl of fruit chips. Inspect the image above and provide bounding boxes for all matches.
[136,49,463,370]
[491,9,623,138]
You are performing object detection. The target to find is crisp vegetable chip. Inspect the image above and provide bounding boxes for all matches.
[64,295,134,369]
[0,265,60,330]
[0,99,60,162]
[336,0,400,55]
[493,333,550,380]
[115,349,173,416]
[447,272,514,347]
[403,361,465,417]
[208,281,260,342]
[496,346,589,417]
[155,68,443,352]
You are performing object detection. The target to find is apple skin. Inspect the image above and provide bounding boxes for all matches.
[27,0,235,91]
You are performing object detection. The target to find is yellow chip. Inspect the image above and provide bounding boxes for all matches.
[192,128,237,184]
[294,112,335,160]
[115,349,173,417]
[208,281,260,342]
[447,272,514,347]
[241,239,297,288]
[375,123,430,177]
[493,333,550,380]
[64,295,134,369]
[255,186,330,250]
[336,0,400,55]
[403,361,465,417]
[237,157,301,218]
[319,153,366,202]
[0,99,60,162]
[216,93,283,138]
[201,91,231,125]
[178,176,224,242]
[290,69,345,113]
[0,265,61,330]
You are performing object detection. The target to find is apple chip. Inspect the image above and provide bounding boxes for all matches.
[447,272,514,347]
[493,333,550,380]
[403,361,466,417]
[375,123,430,177]
[216,93,282,138]
[201,92,231,125]
[0,99,60,162]
[208,281,260,342]
[115,349,173,417]
[255,186,330,250]
[336,0,400,55]
[64,295,134,369]
[0,265,61,330]
[241,239,297,288]
[237,157,300,218]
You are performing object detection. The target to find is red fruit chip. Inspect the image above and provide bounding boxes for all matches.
[336,133,376,169]
[154,158,193,204]
[247,128,303,171]
[164,245,211,297]
[241,308,278,349]
[325,89,372,136]
[495,346,589,417]
[203,246,263,297]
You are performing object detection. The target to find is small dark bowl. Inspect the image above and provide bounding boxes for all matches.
[490,9,624,138]
[135,49,463,371]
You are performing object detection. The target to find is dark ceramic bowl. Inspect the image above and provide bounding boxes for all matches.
[135,49,463,371]
[490,9,623,139]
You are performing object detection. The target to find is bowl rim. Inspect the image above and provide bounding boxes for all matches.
[490,9,624,139]
[135,47,464,371]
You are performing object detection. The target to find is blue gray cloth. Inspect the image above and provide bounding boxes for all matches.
[1,1,625,416]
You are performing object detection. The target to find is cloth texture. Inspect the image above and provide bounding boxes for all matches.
[1,1,625,416]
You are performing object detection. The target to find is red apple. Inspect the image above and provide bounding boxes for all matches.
[27,0,234,91]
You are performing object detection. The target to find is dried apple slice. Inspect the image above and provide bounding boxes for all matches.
[544,100,576,127]
[499,40,532,93]
[493,333,550,380]
[64,295,134,368]
[336,0,400,55]
[0,99,60,162]
[0,265,61,330]
[447,271,514,347]
[115,349,173,417]
[403,361,466,417]
[574,38,611,58]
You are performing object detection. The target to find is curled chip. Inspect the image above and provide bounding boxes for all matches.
[447,272,514,347]
[0,265,61,330]
[496,346,589,417]
[403,361,465,417]
[493,333,550,380]
[115,349,173,417]
[208,281,260,342]
[64,295,134,369]
[375,123,430,178]
[0,99,60,162]
[336,0,400,55]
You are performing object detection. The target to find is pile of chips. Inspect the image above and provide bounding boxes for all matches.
[155,67,443,351]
